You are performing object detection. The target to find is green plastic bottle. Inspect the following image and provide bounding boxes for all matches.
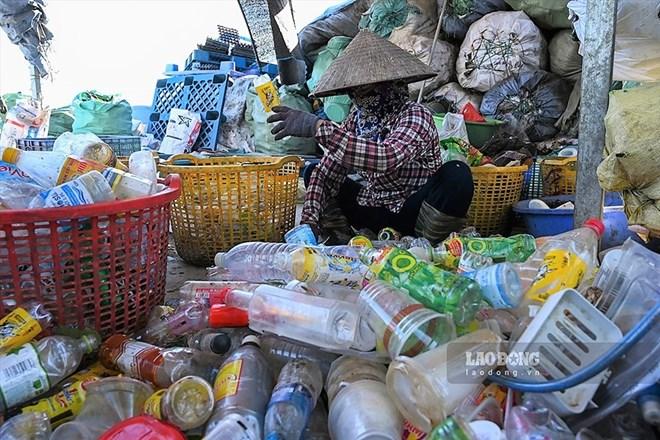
[361,247,483,326]
[428,416,475,440]
[435,234,537,269]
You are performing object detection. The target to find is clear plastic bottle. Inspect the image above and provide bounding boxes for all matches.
[517,219,605,314]
[128,150,158,184]
[1,147,155,198]
[264,360,323,440]
[214,242,367,288]
[143,375,214,431]
[0,301,54,352]
[137,301,209,345]
[260,335,338,378]
[0,411,52,440]
[172,280,257,306]
[362,247,483,326]
[468,262,523,309]
[433,234,537,270]
[0,333,100,412]
[187,328,251,355]
[222,285,360,351]
[205,336,274,438]
[99,334,221,388]
[28,170,115,208]
[325,356,388,404]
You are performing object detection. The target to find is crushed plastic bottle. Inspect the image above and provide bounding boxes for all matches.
[517,219,605,314]
[362,246,483,326]
[205,335,274,438]
[264,360,323,440]
[0,333,100,411]
[0,301,53,352]
[260,335,338,378]
[143,375,214,431]
[28,170,115,208]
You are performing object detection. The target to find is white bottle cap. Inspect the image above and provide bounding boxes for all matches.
[242,335,260,347]
[214,252,226,268]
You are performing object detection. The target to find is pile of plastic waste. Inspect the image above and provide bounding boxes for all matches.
[0,132,160,210]
[0,220,658,440]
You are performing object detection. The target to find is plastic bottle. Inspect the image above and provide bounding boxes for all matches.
[128,150,158,184]
[0,333,100,412]
[187,328,251,355]
[325,355,388,403]
[285,280,360,302]
[172,280,257,305]
[1,147,155,198]
[99,334,221,388]
[264,360,323,440]
[0,411,52,440]
[259,335,338,378]
[362,247,483,326]
[137,301,209,345]
[28,170,115,208]
[434,234,537,270]
[517,219,605,314]
[428,416,476,440]
[222,285,360,351]
[0,301,54,352]
[143,375,214,431]
[205,336,274,438]
[467,262,523,309]
[386,329,502,433]
[358,282,456,359]
[214,242,367,288]
[303,399,330,440]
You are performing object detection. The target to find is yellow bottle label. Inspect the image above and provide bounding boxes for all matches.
[21,376,99,427]
[56,157,105,185]
[0,307,43,351]
[292,247,365,288]
[526,249,587,303]
[255,81,280,113]
[144,389,166,420]
[213,359,243,401]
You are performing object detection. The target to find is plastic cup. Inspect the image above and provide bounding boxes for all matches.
[325,356,387,404]
[328,380,402,440]
[358,282,456,359]
[386,329,502,433]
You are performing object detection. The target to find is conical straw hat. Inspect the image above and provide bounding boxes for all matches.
[312,29,436,98]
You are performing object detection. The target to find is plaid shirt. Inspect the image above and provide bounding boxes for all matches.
[301,101,442,225]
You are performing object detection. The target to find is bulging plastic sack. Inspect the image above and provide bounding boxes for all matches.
[456,11,547,92]
[548,29,582,82]
[505,0,572,29]
[568,0,660,82]
[442,0,510,41]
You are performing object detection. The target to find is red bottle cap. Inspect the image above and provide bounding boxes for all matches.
[584,218,605,237]
[99,415,185,440]
[209,305,249,327]
[208,287,232,306]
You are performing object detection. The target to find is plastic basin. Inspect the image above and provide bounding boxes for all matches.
[513,194,635,249]
[433,114,504,147]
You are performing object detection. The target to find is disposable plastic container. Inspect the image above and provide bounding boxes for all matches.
[325,356,388,403]
[98,415,185,440]
[358,282,456,359]
[328,380,403,440]
[386,329,502,432]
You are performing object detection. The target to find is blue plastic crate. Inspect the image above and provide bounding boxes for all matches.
[147,72,230,151]
[184,50,278,76]
[16,135,141,156]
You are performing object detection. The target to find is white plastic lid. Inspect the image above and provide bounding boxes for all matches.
[241,335,260,347]
[214,252,226,268]
[469,420,502,440]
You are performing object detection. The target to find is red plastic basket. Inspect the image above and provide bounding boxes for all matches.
[0,175,181,337]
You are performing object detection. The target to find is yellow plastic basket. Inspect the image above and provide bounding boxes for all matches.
[468,165,528,236]
[541,157,577,196]
[158,155,301,266]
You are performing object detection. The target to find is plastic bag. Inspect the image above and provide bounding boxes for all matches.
[250,84,317,156]
[438,112,469,141]
[359,0,412,38]
[440,137,489,166]
[427,82,483,114]
[308,36,353,123]
[568,0,660,82]
[388,0,438,45]
[402,36,457,97]
[548,30,581,82]
[158,108,202,155]
[72,91,132,135]
[217,75,257,152]
[480,70,570,142]
[504,0,571,29]
[0,101,50,147]
[0,160,44,209]
[456,11,547,92]
[442,0,510,41]
[47,106,75,137]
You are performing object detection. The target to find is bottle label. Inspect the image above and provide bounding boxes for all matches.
[21,376,98,427]
[101,168,124,191]
[56,156,104,185]
[112,340,163,384]
[266,383,314,421]
[0,343,50,408]
[526,249,587,303]
[143,389,166,420]
[294,247,366,288]
[36,179,97,208]
[214,359,243,401]
[402,419,428,439]
[472,265,512,309]
[0,307,43,351]
[208,413,260,440]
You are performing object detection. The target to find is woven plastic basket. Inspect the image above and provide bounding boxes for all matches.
[541,157,576,196]
[158,155,301,266]
[0,176,181,337]
[468,166,528,236]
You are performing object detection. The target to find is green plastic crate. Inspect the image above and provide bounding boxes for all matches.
[433,114,504,148]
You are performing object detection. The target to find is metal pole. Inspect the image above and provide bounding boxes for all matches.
[574,0,618,226]
[30,65,43,104]
[416,0,448,103]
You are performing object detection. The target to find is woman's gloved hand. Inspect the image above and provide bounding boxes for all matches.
[267,106,321,140]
